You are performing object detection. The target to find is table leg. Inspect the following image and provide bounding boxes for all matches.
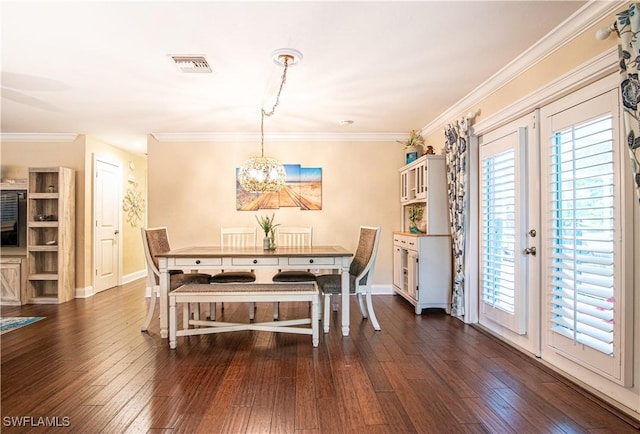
[341,258,350,337]
[159,257,169,339]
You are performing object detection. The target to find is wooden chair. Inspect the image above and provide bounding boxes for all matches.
[316,226,382,333]
[140,227,211,332]
[210,227,258,319]
[271,226,315,319]
[210,227,258,283]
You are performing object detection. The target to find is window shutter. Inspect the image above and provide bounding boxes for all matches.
[481,149,517,314]
[549,114,615,356]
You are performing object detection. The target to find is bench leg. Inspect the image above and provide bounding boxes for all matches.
[169,296,177,349]
[323,293,330,333]
[311,295,319,347]
[209,302,216,321]
[183,303,190,330]
[273,302,279,320]
[249,302,256,321]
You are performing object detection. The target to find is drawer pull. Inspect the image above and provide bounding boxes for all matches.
[195,259,201,265]
[253,259,258,264]
[309,259,314,264]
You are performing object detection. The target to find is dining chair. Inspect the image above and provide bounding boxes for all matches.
[271,226,316,319]
[210,227,258,319]
[316,226,382,333]
[140,227,211,332]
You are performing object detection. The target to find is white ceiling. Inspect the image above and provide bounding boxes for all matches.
[1,1,592,155]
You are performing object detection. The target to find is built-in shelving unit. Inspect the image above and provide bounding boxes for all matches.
[26,167,75,304]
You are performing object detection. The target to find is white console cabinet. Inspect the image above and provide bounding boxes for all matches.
[394,155,452,314]
[393,233,451,314]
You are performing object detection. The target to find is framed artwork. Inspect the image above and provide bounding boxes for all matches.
[236,164,322,211]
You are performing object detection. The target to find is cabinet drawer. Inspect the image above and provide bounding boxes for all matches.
[174,258,222,267]
[394,235,418,251]
[232,257,279,266]
[287,257,335,266]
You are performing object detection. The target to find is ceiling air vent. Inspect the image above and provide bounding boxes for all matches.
[170,55,212,73]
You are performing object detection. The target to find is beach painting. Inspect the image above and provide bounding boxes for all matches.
[236,164,322,211]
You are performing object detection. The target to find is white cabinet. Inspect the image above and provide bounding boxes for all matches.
[399,155,448,235]
[394,154,451,314]
[393,233,451,314]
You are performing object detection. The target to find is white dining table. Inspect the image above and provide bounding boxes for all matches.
[155,245,353,341]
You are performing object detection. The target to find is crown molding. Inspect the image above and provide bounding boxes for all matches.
[0,133,79,142]
[151,132,403,142]
[473,46,617,135]
[421,0,623,137]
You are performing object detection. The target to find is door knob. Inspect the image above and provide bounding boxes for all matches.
[524,246,536,255]
[114,230,119,235]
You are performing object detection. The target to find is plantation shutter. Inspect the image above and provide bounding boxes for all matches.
[548,114,615,356]
[479,126,527,335]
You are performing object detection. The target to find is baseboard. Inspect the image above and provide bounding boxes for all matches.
[122,269,146,285]
[372,284,394,295]
[75,286,94,298]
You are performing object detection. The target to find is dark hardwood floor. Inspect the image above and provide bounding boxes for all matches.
[1,279,637,433]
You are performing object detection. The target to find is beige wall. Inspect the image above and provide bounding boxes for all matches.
[424,11,621,147]
[0,135,148,290]
[147,136,401,285]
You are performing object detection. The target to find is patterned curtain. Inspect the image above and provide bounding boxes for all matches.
[444,118,469,317]
[617,3,640,205]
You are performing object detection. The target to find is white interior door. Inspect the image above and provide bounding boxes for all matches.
[94,158,121,293]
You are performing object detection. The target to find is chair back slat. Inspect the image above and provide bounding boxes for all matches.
[277,226,312,247]
[221,227,257,248]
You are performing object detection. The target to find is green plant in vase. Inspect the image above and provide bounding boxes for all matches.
[256,213,279,250]
[407,205,424,233]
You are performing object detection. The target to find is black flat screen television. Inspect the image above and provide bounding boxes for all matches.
[0,190,26,247]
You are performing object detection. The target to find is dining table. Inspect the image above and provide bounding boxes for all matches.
[155,245,354,341]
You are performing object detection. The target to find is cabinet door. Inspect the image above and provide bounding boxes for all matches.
[393,246,403,289]
[415,161,427,199]
[0,261,22,304]
[407,250,419,300]
[400,171,408,202]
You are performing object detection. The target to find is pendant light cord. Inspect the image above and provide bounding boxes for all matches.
[260,56,290,157]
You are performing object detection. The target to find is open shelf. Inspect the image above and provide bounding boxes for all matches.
[26,167,75,304]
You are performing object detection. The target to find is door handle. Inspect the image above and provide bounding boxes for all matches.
[114,230,119,235]
[524,246,536,256]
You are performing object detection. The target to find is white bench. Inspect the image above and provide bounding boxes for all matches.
[169,282,319,349]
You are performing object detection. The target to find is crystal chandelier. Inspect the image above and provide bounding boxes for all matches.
[238,49,301,193]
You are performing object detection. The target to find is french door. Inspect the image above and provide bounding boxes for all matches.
[478,115,538,338]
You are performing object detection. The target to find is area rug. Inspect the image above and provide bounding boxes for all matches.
[0,317,45,335]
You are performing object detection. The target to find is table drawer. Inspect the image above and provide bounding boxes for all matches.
[174,258,223,267]
[232,257,279,266]
[287,257,335,266]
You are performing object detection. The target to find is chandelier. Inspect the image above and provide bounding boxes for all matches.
[238,49,302,193]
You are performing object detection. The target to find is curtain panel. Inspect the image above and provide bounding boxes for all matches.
[617,3,640,205]
[444,118,469,317]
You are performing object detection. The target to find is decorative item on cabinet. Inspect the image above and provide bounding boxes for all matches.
[407,204,424,233]
[397,129,425,164]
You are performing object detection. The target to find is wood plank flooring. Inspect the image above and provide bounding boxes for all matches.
[1,279,638,433]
